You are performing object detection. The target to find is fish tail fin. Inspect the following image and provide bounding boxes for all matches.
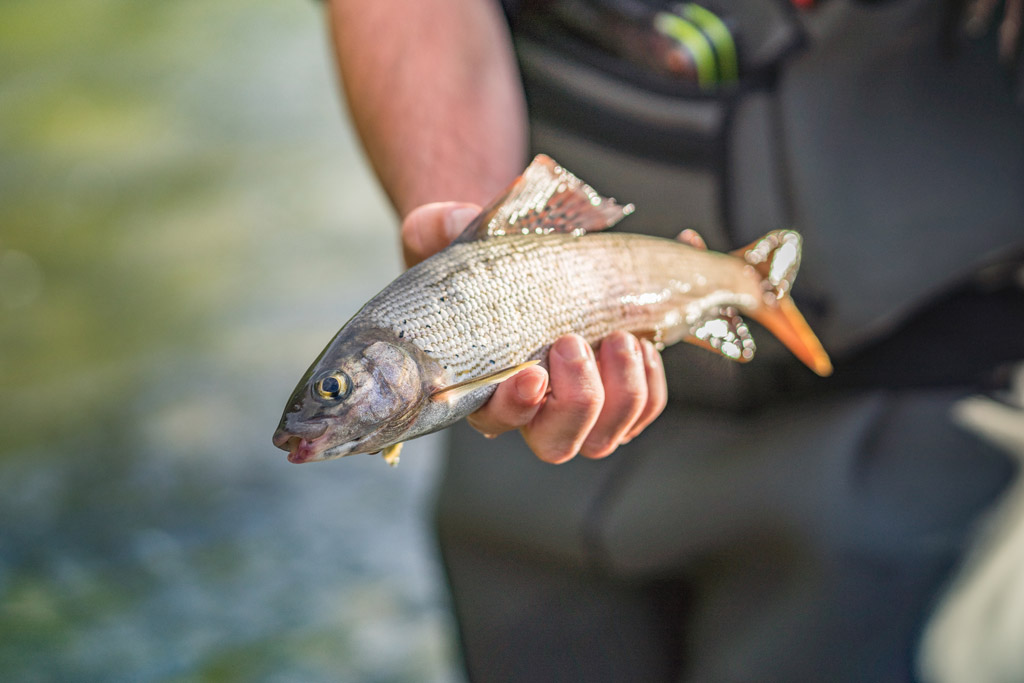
[732,231,833,377]
[752,297,833,377]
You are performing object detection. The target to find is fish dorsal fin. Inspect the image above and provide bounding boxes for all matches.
[430,360,541,402]
[730,230,802,300]
[454,155,634,243]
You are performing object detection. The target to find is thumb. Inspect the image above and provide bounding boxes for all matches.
[401,202,481,268]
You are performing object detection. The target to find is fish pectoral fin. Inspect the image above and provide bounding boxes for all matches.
[382,442,403,467]
[684,307,756,363]
[430,360,541,403]
[454,155,632,243]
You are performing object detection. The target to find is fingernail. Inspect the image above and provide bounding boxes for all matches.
[515,370,546,402]
[609,331,641,357]
[402,222,424,259]
[553,336,590,362]
[446,206,481,241]
[641,339,659,364]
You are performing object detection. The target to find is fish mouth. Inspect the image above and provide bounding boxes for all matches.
[284,434,330,464]
[273,428,368,464]
[273,421,331,464]
[287,437,365,464]
[273,417,392,464]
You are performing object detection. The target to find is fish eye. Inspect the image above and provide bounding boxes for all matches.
[314,372,351,401]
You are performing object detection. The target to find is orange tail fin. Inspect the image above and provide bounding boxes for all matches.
[732,231,833,377]
[752,296,833,376]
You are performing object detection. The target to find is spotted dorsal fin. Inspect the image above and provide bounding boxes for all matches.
[454,155,634,243]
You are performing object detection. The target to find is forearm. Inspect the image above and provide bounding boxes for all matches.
[328,0,528,217]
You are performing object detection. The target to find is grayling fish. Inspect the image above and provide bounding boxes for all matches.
[273,155,831,466]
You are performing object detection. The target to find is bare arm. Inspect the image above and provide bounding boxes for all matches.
[328,0,527,216]
[327,0,667,462]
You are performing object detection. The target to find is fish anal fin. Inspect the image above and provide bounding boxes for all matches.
[382,442,403,467]
[684,307,756,363]
[454,155,633,243]
[676,229,707,250]
[430,360,541,403]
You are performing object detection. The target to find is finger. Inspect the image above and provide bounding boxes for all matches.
[401,202,481,267]
[579,331,647,459]
[676,228,707,249]
[466,365,548,437]
[623,339,669,443]
[999,0,1022,63]
[521,335,603,464]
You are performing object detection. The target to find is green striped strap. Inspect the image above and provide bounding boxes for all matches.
[654,11,718,88]
[679,3,738,84]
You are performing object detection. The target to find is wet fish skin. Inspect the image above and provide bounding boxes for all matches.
[364,230,762,378]
[272,155,831,465]
[276,233,745,463]
[273,328,439,463]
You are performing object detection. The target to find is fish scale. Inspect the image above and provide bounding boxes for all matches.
[359,231,753,386]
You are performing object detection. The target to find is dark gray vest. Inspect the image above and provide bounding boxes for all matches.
[514,0,1024,365]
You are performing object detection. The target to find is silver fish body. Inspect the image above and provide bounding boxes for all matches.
[367,230,760,388]
[273,155,830,465]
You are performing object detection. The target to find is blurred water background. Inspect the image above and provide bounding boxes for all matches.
[0,1,460,680]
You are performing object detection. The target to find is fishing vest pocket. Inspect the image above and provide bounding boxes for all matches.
[512,0,804,251]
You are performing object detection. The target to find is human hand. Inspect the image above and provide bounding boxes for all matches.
[401,201,669,463]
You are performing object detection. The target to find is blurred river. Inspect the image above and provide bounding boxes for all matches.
[0,1,459,681]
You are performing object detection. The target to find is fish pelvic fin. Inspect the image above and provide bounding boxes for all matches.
[454,155,633,244]
[382,442,403,467]
[430,360,541,403]
[733,230,833,377]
